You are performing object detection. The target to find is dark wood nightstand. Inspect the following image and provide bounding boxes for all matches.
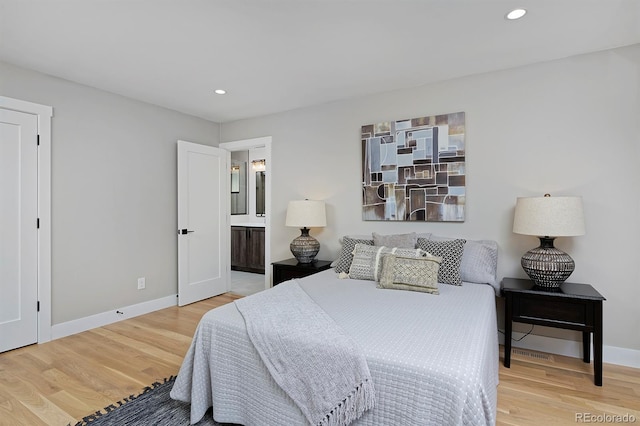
[501,277,606,386]
[272,258,333,285]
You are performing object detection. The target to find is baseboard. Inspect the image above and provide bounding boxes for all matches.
[51,294,177,340]
[499,331,640,369]
[601,345,640,369]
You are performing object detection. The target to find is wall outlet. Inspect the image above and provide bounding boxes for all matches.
[137,277,146,290]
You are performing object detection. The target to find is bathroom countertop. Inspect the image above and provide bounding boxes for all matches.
[231,222,265,227]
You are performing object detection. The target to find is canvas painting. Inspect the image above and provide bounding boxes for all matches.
[361,112,465,222]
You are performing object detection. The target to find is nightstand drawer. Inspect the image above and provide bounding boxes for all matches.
[513,295,592,327]
[272,259,333,285]
[274,268,310,284]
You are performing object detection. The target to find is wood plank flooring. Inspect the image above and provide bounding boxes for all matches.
[1,292,638,426]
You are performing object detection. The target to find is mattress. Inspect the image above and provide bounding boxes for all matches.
[170,268,499,425]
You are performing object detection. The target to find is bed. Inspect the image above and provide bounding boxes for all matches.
[171,235,500,426]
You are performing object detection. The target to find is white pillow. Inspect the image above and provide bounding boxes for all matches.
[460,240,498,287]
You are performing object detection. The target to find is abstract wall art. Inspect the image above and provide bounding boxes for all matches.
[361,111,466,222]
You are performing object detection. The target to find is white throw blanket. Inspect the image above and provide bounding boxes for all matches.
[234,280,376,426]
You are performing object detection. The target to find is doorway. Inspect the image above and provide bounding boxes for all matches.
[219,137,272,294]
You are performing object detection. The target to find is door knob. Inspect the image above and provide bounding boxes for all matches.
[178,229,195,235]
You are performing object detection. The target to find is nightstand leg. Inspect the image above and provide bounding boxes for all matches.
[504,294,512,368]
[594,301,603,386]
[582,331,590,363]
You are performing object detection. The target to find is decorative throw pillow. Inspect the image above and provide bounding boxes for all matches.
[348,244,426,281]
[460,240,498,287]
[348,244,382,281]
[333,236,374,273]
[372,232,417,249]
[379,247,426,281]
[416,238,466,285]
[428,235,498,288]
[377,253,441,294]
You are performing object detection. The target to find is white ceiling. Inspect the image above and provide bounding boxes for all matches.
[1,0,639,123]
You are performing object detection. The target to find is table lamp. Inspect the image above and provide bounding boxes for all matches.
[512,194,585,288]
[285,200,326,264]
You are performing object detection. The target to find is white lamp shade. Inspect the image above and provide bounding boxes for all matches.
[286,200,327,228]
[513,196,585,237]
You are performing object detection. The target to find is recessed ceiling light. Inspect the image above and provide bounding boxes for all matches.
[214,89,227,95]
[506,8,527,20]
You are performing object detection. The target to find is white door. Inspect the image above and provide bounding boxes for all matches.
[0,108,39,352]
[177,140,229,306]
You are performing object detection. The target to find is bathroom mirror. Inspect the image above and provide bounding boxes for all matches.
[230,159,247,215]
[256,170,266,217]
[230,166,240,193]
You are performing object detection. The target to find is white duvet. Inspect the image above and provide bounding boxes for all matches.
[170,269,499,426]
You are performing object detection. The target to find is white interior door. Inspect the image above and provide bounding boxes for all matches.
[0,108,39,352]
[177,140,229,306]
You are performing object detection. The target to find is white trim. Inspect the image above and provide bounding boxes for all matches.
[51,295,177,340]
[0,96,53,344]
[220,136,271,151]
[603,345,640,369]
[499,331,640,369]
[219,136,272,291]
[0,96,53,117]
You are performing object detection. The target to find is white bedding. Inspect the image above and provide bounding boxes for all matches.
[170,269,499,426]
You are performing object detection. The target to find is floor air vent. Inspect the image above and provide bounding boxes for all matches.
[512,349,552,361]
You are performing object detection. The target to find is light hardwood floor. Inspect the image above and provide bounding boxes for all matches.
[0,293,638,426]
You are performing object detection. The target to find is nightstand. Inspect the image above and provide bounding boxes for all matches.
[501,277,606,386]
[272,258,333,285]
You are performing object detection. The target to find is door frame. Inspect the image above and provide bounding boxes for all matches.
[219,136,272,290]
[0,96,53,343]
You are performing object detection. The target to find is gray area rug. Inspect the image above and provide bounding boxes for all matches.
[70,376,234,426]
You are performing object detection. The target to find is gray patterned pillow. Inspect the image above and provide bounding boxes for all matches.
[348,244,382,281]
[460,240,498,287]
[348,244,426,281]
[372,232,417,249]
[377,253,442,294]
[416,238,466,285]
[428,236,498,287]
[333,236,374,273]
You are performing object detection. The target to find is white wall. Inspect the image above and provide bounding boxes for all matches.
[0,61,220,324]
[2,44,638,355]
[221,45,640,353]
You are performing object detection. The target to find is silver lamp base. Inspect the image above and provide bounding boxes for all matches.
[521,237,575,288]
[290,227,320,264]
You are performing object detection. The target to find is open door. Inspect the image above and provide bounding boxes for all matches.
[177,140,229,306]
[0,108,38,352]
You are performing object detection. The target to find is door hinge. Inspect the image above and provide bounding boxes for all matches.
[37,134,40,146]
[37,218,40,228]
[37,301,40,312]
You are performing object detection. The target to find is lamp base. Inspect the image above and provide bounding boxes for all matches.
[521,237,575,288]
[290,227,320,264]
